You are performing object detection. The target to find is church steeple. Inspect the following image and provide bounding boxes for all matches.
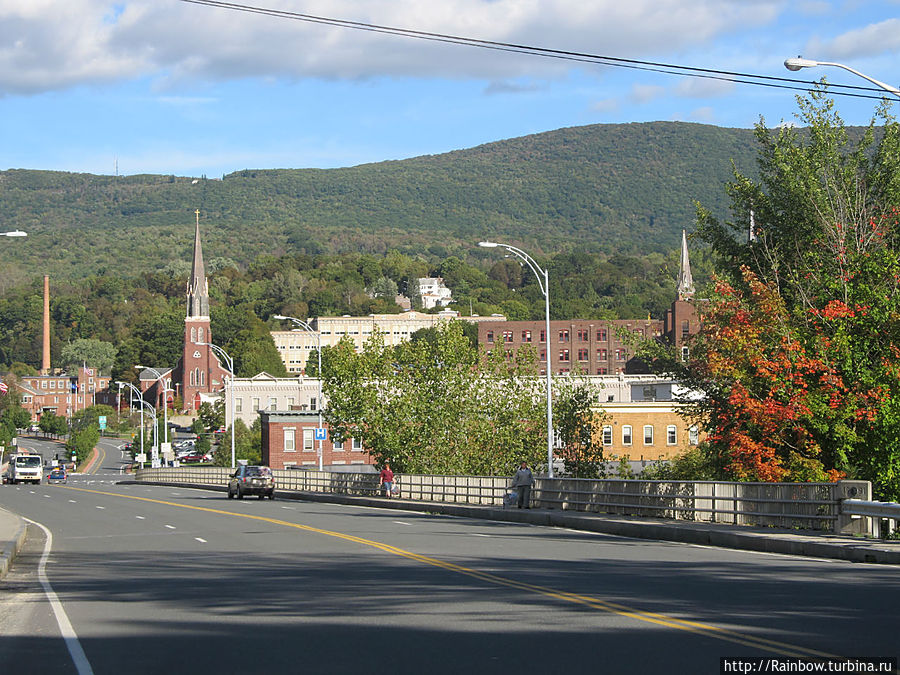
[186,209,210,318]
[676,229,695,301]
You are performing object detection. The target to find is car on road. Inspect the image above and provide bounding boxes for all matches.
[227,465,275,500]
[46,467,68,484]
[180,453,211,464]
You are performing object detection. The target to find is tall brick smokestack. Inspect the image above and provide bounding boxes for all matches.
[42,275,50,375]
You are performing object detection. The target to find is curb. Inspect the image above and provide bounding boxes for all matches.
[119,480,900,565]
[0,510,28,580]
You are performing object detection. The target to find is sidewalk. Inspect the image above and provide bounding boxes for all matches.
[0,507,27,580]
[128,479,900,565]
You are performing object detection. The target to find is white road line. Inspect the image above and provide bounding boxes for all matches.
[472,533,491,538]
[95,506,105,510]
[68,500,76,503]
[135,516,145,520]
[280,506,295,510]
[393,521,411,526]
[165,525,176,530]
[44,495,51,498]
[23,518,95,675]
[195,538,207,543]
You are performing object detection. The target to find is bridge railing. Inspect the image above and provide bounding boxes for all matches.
[133,467,873,535]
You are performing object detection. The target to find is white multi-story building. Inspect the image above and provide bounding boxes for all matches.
[418,277,453,309]
[224,372,323,429]
[271,311,505,373]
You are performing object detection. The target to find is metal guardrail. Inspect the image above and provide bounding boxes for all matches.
[134,467,877,534]
[842,499,900,538]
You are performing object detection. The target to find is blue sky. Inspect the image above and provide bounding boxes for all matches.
[2,1,899,177]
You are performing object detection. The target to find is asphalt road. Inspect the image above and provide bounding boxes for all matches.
[0,448,897,675]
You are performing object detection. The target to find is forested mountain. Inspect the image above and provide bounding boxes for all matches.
[0,121,759,284]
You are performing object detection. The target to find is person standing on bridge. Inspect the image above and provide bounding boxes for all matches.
[379,462,395,498]
[512,461,534,509]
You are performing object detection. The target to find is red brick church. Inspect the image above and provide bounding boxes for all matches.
[139,211,229,413]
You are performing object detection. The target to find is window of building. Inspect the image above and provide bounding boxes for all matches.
[41,380,47,389]
[596,328,607,341]
[666,425,678,445]
[577,348,588,361]
[352,438,363,452]
[503,331,513,343]
[303,429,314,451]
[286,397,295,409]
[681,346,690,362]
[521,330,532,342]
[681,320,690,338]
[284,429,296,452]
[310,397,317,411]
[558,329,569,343]
[191,327,196,343]
[642,385,656,401]
[539,349,546,362]
[200,371,205,387]
[622,425,633,446]
[559,349,570,362]
[252,398,260,412]
[597,348,607,361]
[597,367,608,375]
[602,425,613,445]
[58,379,65,388]
[268,397,277,411]
[486,331,494,343]
[540,330,546,343]
[198,327,204,343]
[577,329,589,341]
[235,397,243,413]
[643,425,654,445]
[689,425,699,446]
[615,348,626,361]
[333,438,344,452]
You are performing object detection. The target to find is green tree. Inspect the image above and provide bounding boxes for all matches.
[554,377,606,478]
[60,338,117,372]
[646,87,900,499]
[323,324,546,475]
[213,418,261,466]
[39,413,68,438]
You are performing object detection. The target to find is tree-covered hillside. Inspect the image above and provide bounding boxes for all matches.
[0,121,757,283]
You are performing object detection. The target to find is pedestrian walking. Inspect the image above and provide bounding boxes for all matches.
[512,461,534,509]
[379,462,395,498]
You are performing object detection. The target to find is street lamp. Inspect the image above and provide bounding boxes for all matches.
[273,314,324,471]
[136,366,172,449]
[198,341,235,469]
[784,57,900,98]
[1,230,27,237]
[117,381,157,468]
[478,241,556,478]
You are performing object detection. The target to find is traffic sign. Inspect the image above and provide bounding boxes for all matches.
[98,415,107,430]
[314,428,327,441]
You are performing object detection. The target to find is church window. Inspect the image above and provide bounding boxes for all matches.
[198,327,204,343]
[191,327,196,343]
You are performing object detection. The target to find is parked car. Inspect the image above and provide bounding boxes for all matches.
[46,468,68,484]
[180,453,210,463]
[227,465,275,500]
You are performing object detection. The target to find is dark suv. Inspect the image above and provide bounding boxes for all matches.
[228,465,275,500]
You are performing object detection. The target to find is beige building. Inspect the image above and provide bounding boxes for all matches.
[272,310,505,373]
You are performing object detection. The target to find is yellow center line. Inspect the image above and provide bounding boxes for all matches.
[63,485,841,660]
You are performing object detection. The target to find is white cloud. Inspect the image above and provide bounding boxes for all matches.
[675,77,735,99]
[807,18,900,59]
[0,0,783,95]
[629,84,666,104]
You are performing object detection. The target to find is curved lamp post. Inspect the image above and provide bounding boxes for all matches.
[198,341,235,469]
[117,381,157,468]
[478,241,555,478]
[784,57,900,98]
[135,366,172,449]
[273,314,324,471]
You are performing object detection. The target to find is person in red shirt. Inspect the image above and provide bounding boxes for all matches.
[378,463,395,498]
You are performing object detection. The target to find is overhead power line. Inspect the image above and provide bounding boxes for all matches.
[180,0,892,101]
